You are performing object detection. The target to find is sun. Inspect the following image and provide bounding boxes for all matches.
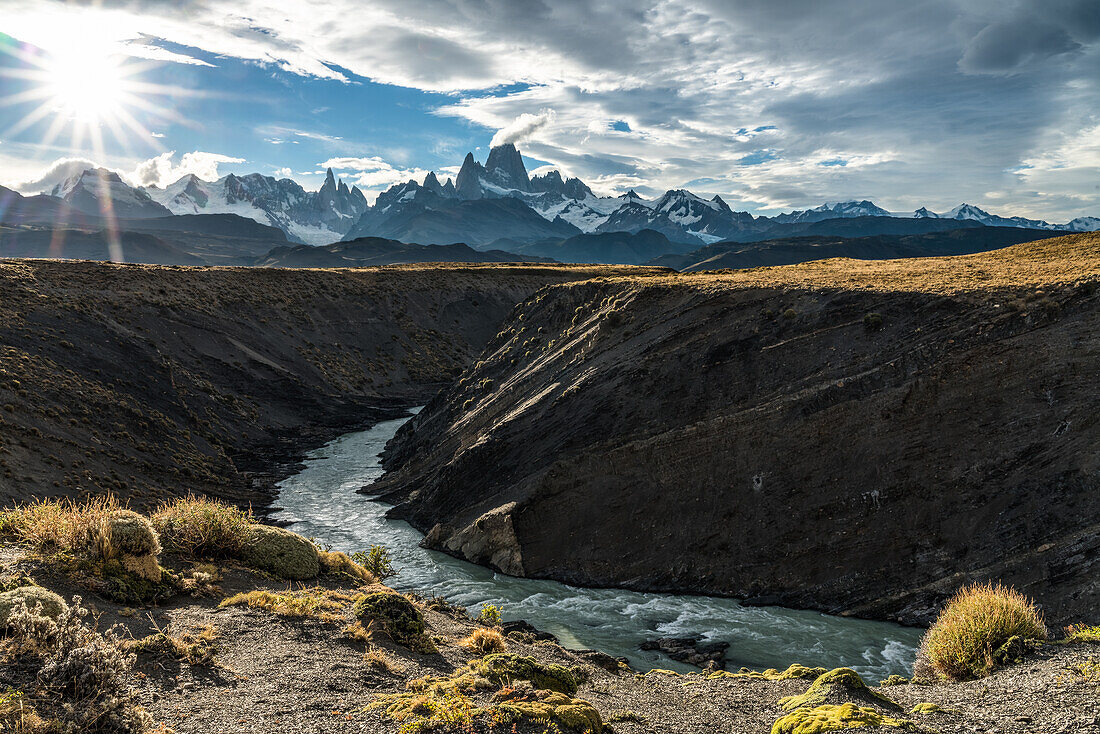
[42,48,126,123]
[0,35,184,158]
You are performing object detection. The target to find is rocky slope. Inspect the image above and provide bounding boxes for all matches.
[0,260,647,510]
[374,232,1100,627]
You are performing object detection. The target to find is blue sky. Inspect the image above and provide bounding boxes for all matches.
[1,1,1098,220]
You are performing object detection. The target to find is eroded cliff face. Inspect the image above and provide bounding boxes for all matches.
[0,261,648,509]
[375,234,1100,625]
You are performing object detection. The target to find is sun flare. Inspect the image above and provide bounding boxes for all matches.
[43,48,126,123]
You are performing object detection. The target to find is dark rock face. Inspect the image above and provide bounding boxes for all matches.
[374,235,1100,627]
[640,637,729,669]
[0,260,642,512]
[484,143,531,192]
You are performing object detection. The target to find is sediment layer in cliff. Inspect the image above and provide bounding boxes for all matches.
[0,260,653,509]
[375,233,1100,625]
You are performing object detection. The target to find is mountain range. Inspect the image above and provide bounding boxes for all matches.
[10,143,1100,252]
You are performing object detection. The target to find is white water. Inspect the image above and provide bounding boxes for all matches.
[272,409,922,678]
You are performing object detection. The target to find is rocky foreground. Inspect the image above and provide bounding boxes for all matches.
[1,532,1096,734]
[0,260,652,510]
[374,233,1100,627]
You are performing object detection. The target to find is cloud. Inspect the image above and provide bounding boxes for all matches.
[129,151,245,188]
[2,1,1099,219]
[490,110,556,148]
[12,157,103,194]
[273,167,293,177]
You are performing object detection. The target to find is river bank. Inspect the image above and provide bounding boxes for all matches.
[272,411,922,679]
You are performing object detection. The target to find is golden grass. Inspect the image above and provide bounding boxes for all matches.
[458,628,507,655]
[1063,624,1100,643]
[920,582,1047,680]
[218,587,356,623]
[125,624,219,666]
[151,495,253,559]
[594,231,1100,295]
[318,549,376,583]
[0,496,121,559]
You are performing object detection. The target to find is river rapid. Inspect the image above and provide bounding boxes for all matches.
[272,409,922,678]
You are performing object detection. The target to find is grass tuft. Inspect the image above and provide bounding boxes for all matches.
[458,628,507,655]
[918,582,1046,681]
[151,495,252,559]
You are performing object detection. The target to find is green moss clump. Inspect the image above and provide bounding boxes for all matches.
[909,702,947,715]
[497,691,602,732]
[710,663,827,681]
[0,587,68,624]
[354,592,435,653]
[771,703,911,734]
[779,668,898,712]
[238,525,319,580]
[879,674,909,686]
[468,653,578,695]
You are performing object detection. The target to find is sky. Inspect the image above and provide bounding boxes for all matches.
[0,0,1098,220]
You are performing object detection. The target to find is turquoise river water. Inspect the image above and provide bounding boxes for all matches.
[272,409,922,678]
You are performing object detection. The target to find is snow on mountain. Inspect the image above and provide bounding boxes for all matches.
[50,168,171,219]
[1067,217,1100,232]
[773,200,891,224]
[145,168,367,244]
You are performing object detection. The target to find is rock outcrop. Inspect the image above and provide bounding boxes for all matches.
[374,233,1100,626]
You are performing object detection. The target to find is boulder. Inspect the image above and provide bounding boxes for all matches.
[239,524,319,580]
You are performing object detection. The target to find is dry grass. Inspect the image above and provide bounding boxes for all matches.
[458,628,507,655]
[125,623,219,666]
[0,496,121,560]
[318,549,376,583]
[218,587,355,623]
[919,582,1047,680]
[151,495,253,559]
[363,646,404,675]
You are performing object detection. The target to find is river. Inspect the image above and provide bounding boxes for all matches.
[272,408,922,678]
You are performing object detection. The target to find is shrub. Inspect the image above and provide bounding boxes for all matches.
[0,587,68,626]
[458,628,507,655]
[353,545,396,581]
[863,312,884,330]
[476,604,503,627]
[2,595,156,732]
[238,525,319,580]
[918,582,1046,681]
[782,308,798,320]
[151,495,252,558]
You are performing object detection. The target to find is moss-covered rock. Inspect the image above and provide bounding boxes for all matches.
[879,674,909,686]
[771,703,912,734]
[709,663,827,681]
[469,653,578,695]
[779,668,899,712]
[498,690,602,732]
[0,586,68,624]
[353,592,434,653]
[909,702,947,715]
[106,510,160,557]
[238,524,319,580]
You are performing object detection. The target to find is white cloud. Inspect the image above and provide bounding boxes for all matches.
[0,1,1097,219]
[128,151,245,188]
[11,157,104,194]
[273,167,293,177]
[491,110,556,148]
